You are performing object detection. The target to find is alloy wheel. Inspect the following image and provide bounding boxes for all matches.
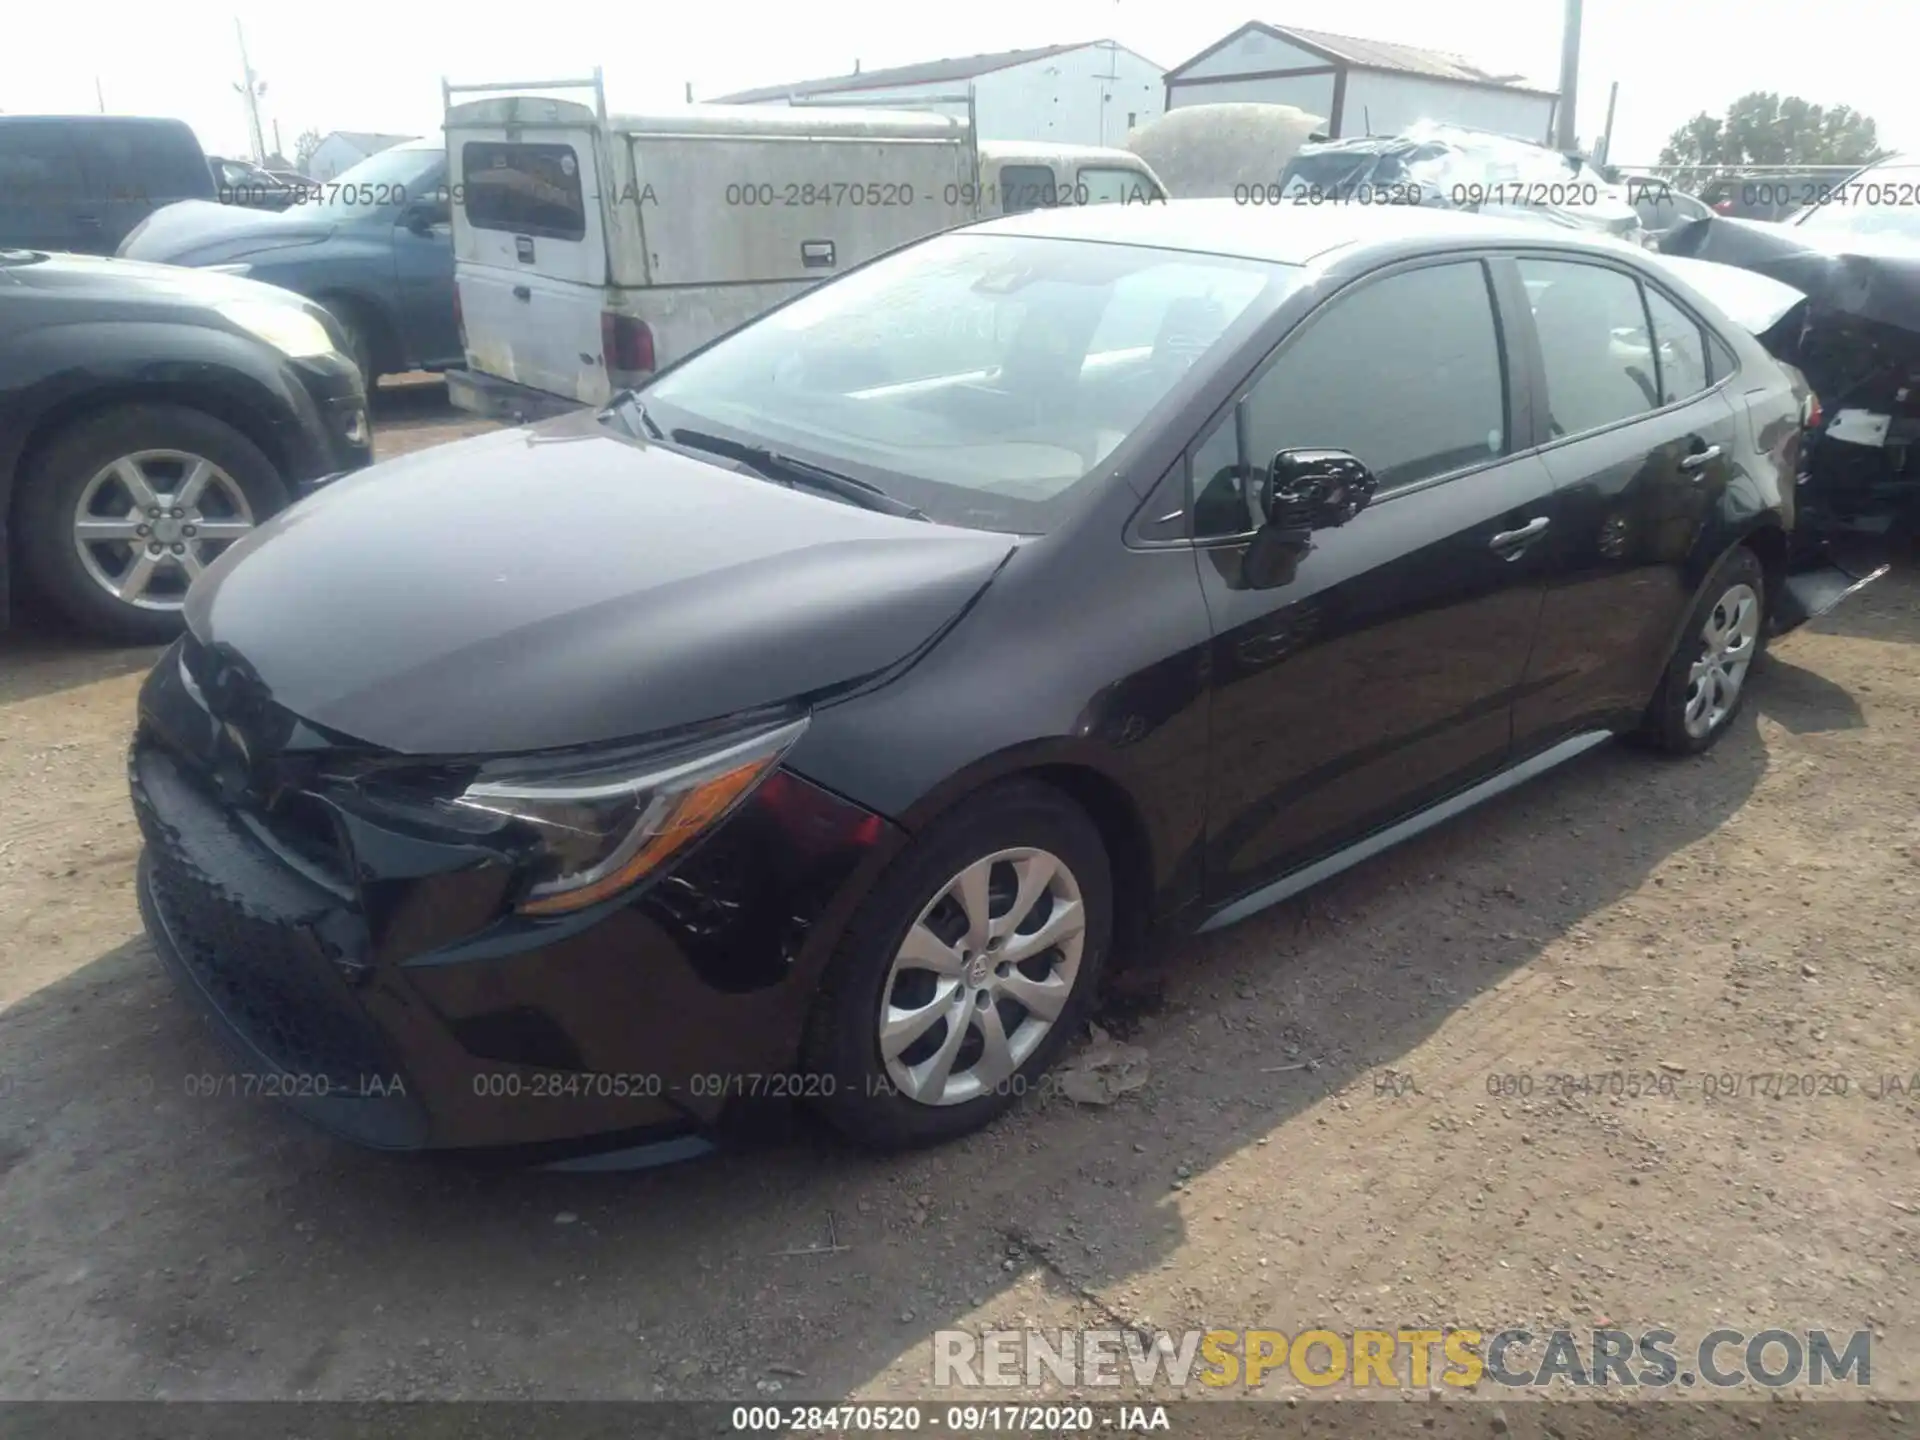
[878,847,1086,1107]
[1683,581,1759,739]
[71,451,256,610]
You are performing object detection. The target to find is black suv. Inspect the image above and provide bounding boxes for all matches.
[0,116,217,255]
[0,249,372,641]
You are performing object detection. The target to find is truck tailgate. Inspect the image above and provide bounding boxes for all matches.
[457,264,607,405]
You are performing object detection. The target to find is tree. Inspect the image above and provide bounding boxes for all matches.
[293,128,324,173]
[1657,92,1888,196]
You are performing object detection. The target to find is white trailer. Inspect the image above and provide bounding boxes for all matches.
[440,72,1162,419]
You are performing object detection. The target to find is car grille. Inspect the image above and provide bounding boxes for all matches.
[134,742,397,1091]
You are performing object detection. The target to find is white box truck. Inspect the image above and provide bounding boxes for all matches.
[440,72,1164,420]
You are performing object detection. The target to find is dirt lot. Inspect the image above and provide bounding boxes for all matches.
[2,382,1917,1409]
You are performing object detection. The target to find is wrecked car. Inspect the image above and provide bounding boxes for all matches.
[130,201,1877,1165]
[1660,193,1920,548]
[1274,121,1645,243]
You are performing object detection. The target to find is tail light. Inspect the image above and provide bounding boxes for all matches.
[602,311,655,375]
[1804,391,1824,430]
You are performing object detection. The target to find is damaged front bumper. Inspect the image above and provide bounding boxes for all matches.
[128,637,900,1164]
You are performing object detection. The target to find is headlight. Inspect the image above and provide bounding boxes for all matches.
[205,262,254,276]
[452,717,808,916]
[216,298,336,358]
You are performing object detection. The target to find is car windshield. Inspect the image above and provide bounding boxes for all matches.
[1792,159,1920,239]
[639,233,1289,533]
[304,145,442,216]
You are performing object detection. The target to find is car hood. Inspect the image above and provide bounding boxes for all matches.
[1660,214,1920,338]
[1642,252,1808,336]
[2,251,332,311]
[183,412,1017,756]
[118,198,337,263]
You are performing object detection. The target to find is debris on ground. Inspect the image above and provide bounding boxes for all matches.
[1055,1024,1151,1106]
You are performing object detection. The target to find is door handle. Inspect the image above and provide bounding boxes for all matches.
[512,285,531,301]
[74,213,101,227]
[1679,444,1722,472]
[1489,516,1551,553]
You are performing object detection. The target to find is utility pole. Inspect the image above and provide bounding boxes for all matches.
[1095,39,1120,147]
[95,76,106,113]
[234,18,268,164]
[1596,80,1619,168]
[1554,0,1582,153]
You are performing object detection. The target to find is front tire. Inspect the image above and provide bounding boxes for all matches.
[14,404,288,643]
[804,780,1113,1150]
[1638,545,1767,755]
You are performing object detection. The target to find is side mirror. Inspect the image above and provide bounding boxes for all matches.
[1260,448,1378,540]
[404,202,449,233]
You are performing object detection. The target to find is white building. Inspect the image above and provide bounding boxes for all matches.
[711,41,1165,148]
[305,131,418,182]
[1163,23,1557,146]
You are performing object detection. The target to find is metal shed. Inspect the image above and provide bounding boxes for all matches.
[1162,23,1558,146]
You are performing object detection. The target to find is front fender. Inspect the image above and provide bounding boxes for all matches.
[0,321,359,566]
[785,537,1214,916]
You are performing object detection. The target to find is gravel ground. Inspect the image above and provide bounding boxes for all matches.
[2,385,1916,1410]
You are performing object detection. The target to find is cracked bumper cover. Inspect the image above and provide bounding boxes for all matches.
[128,645,901,1159]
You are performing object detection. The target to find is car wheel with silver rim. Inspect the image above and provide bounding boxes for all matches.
[1638,544,1768,755]
[1682,580,1759,739]
[17,402,289,643]
[72,450,257,613]
[879,846,1087,1107]
[806,780,1112,1149]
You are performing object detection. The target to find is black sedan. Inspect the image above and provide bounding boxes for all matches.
[129,201,1875,1163]
[1,249,371,641]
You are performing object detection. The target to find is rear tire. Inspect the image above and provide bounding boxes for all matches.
[803,780,1112,1150]
[14,404,289,644]
[1637,545,1767,755]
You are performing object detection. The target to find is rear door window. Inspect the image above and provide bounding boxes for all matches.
[461,141,586,240]
[1519,258,1659,439]
[1640,284,1712,403]
[997,164,1059,214]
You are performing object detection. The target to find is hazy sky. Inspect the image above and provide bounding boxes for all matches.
[1,0,1906,168]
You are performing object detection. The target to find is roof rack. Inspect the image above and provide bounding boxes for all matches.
[441,68,606,126]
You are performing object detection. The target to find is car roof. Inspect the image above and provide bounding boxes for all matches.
[0,114,197,132]
[968,197,1644,268]
[977,140,1147,164]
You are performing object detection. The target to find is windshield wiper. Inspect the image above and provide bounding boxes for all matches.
[603,389,665,440]
[668,427,929,521]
